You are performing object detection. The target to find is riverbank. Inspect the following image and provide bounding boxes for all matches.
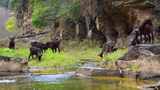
[0,39,127,71]
[0,46,158,90]
[0,47,100,67]
[0,72,153,90]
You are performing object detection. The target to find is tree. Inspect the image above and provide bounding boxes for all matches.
[80,0,155,48]
[31,0,80,28]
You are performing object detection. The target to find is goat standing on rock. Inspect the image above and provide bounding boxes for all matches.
[128,19,154,46]
[139,19,154,44]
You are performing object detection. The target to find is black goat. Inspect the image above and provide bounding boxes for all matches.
[28,46,43,61]
[98,41,117,57]
[8,37,15,49]
[31,41,48,52]
[128,28,141,46]
[46,38,61,53]
[139,19,154,43]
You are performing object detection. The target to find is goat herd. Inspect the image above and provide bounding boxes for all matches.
[8,19,160,60]
[28,37,61,61]
[98,19,160,57]
[8,36,61,61]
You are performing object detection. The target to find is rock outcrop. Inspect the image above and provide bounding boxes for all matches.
[141,82,160,90]
[120,44,160,60]
[0,56,28,76]
[75,61,138,78]
[76,44,160,79]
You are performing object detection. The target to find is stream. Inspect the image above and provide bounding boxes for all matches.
[0,72,152,90]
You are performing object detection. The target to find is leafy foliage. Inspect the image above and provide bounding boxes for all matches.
[32,0,50,28]
[0,48,29,58]
[104,49,127,62]
[31,0,80,28]
[5,16,17,32]
[6,0,18,10]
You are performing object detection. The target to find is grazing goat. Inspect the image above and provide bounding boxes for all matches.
[98,41,117,57]
[31,41,48,53]
[28,46,43,61]
[46,37,61,53]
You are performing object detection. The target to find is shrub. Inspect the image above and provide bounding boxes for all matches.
[104,49,128,62]
[5,16,17,32]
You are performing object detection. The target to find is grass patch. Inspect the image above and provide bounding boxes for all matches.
[0,40,127,72]
[128,64,140,72]
[104,49,128,62]
[29,50,78,67]
[0,40,101,70]
[0,48,29,58]
[29,47,101,69]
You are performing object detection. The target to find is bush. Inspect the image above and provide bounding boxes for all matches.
[31,0,80,28]
[104,49,128,62]
[5,16,17,32]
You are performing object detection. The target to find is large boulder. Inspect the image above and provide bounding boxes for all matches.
[75,61,137,78]
[120,44,160,60]
[118,44,160,79]
[141,82,160,90]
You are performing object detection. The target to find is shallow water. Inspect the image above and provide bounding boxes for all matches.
[0,73,151,90]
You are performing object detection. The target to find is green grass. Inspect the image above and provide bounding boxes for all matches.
[104,48,128,62]
[0,41,127,71]
[0,45,100,69]
[30,50,77,67]
[0,48,29,58]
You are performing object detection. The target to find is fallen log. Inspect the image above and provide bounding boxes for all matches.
[16,31,50,39]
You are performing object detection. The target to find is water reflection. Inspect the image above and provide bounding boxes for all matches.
[0,80,16,83]
[31,72,74,83]
[0,74,150,90]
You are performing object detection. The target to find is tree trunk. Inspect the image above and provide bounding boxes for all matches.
[75,23,80,38]
[85,16,92,39]
[16,0,34,33]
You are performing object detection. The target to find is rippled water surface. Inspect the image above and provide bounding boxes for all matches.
[0,73,151,90]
